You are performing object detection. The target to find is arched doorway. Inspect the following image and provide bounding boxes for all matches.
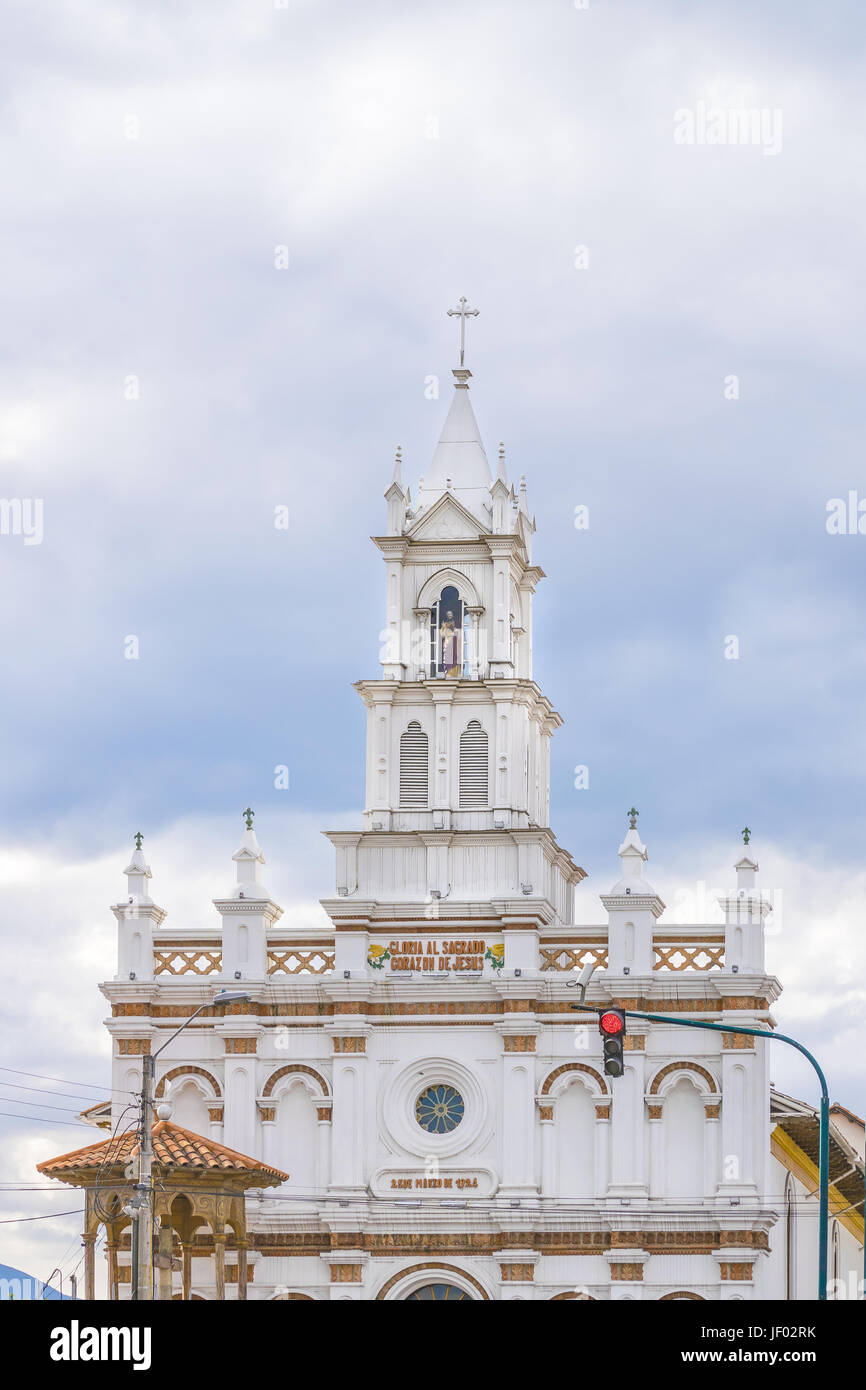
[404,1283,472,1301]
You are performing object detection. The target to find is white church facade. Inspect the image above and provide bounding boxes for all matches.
[43,307,863,1299]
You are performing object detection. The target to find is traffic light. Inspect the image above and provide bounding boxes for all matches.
[599,1007,626,1078]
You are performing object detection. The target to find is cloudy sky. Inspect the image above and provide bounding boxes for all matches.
[2,0,864,1286]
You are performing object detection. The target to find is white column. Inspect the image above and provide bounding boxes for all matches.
[259,1106,278,1168]
[327,1029,370,1197]
[221,1039,259,1156]
[317,1101,333,1189]
[594,1100,611,1199]
[704,1099,721,1196]
[607,1053,647,1199]
[497,1028,540,1197]
[539,1101,556,1197]
[647,1100,664,1198]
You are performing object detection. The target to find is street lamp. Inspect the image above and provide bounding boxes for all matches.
[132,988,252,1300]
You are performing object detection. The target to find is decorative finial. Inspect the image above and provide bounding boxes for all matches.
[134,831,143,850]
[446,296,479,368]
[243,808,255,831]
[741,826,751,845]
[627,807,639,830]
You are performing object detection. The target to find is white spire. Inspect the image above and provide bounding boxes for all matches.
[497,442,508,484]
[609,810,657,896]
[123,832,154,905]
[230,809,270,901]
[735,826,758,888]
[417,370,492,521]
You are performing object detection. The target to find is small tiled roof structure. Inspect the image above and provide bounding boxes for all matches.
[37,1119,288,1301]
[38,1119,288,1186]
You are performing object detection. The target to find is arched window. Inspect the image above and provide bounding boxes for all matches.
[430,585,464,678]
[663,1078,705,1199]
[555,1082,595,1198]
[785,1172,797,1300]
[459,720,488,807]
[399,722,429,806]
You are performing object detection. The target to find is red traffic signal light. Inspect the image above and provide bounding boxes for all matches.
[599,1007,626,1078]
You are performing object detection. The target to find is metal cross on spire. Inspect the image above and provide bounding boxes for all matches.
[134,831,143,850]
[243,807,255,831]
[447,296,479,367]
[627,807,639,830]
[741,826,751,845]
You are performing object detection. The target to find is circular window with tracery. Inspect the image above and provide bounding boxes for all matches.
[415,1084,464,1134]
[405,1283,471,1301]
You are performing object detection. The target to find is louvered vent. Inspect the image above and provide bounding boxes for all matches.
[399,722,429,806]
[459,720,489,807]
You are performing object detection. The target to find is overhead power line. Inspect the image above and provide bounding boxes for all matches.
[0,1210,83,1224]
[0,1110,91,1128]
[0,1065,130,1098]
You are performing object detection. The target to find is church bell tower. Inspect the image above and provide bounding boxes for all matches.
[323,301,584,952]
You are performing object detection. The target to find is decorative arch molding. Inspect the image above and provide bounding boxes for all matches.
[660,1291,705,1300]
[272,1291,317,1300]
[376,1263,491,1301]
[648,1061,718,1097]
[541,1063,609,1098]
[416,567,481,611]
[550,1292,595,1300]
[262,1065,329,1099]
[155,1066,221,1100]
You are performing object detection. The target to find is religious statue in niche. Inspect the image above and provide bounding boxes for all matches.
[431,584,464,678]
[440,610,462,677]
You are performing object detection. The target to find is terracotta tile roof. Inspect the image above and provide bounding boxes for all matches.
[37,1120,288,1186]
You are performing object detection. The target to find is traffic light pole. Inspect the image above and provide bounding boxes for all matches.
[571,1003,831,1301]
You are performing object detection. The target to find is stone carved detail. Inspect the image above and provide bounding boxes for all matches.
[541,1063,608,1097]
[653,942,724,971]
[262,1065,330,1098]
[224,1038,257,1054]
[330,1264,362,1283]
[719,1262,754,1281]
[155,1065,221,1099]
[503,1035,536,1052]
[610,1263,644,1281]
[154,950,222,976]
[332,1036,366,1053]
[648,1061,718,1096]
[722,1032,754,1050]
[117,1038,150,1056]
[500,1263,534,1281]
[539,945,608,972]
[268,949,335,976]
